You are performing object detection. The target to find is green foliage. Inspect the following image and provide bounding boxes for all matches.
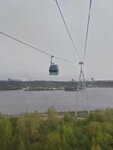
[64,113,77,125]
[45,132,61,150]
[0,109,113,149]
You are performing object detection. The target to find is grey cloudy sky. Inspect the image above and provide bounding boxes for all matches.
[0,0,113,81]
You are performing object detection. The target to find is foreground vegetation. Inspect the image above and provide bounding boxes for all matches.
[1,108,113,150]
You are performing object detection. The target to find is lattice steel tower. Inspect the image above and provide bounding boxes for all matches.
[75,62,89,116]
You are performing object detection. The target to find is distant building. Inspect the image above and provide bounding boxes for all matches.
[8,78,22,82]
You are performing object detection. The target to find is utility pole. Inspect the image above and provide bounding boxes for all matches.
[75,62,89,116]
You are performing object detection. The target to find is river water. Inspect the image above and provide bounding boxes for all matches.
[0,88,113,115]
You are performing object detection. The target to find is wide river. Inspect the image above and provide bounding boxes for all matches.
[0,88,113,115]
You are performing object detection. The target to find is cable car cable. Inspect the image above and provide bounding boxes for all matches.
[54,0,81,60]
[0,31,73,63]
[83,0,93,62]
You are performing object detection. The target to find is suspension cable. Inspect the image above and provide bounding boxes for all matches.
[54,0,81,60]
[83,0,93,62]
[0,32,73,63]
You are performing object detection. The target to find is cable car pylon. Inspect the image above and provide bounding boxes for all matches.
[75,61,89,116]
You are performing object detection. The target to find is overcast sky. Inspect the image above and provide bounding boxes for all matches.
[0,0,113,81]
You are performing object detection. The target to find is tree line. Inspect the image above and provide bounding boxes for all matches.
[0,107,113,150]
